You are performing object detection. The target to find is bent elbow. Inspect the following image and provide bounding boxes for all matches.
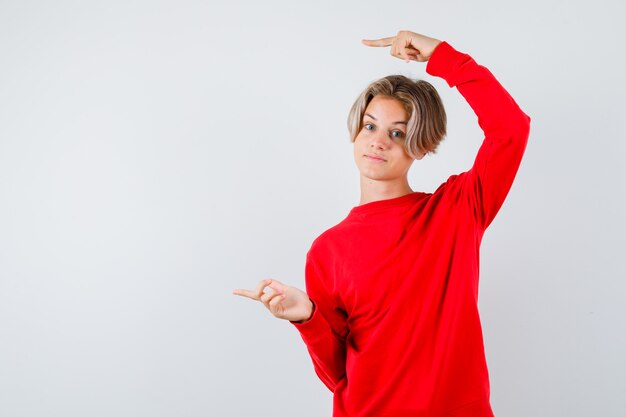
[519,112,531,138]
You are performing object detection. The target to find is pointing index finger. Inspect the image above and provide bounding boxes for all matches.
[361,37,394,47]
[232,278,272,300]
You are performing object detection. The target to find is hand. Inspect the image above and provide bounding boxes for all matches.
[233,278,314,323]
[361,30,442,63]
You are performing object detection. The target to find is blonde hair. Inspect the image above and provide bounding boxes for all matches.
[347,75,447,158]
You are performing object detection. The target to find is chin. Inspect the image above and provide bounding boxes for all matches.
[359,170,395,182]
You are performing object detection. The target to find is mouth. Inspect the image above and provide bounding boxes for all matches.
[365,154,387,162]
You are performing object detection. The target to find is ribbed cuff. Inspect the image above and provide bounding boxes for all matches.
[425,40,470,88]
[290,299,320,333]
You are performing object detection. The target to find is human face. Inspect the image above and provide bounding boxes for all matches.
[353,95,423,182]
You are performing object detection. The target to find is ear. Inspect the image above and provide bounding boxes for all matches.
[414,151,427,161]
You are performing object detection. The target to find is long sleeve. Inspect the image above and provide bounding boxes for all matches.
[290,248,348,392]
[426,41,532,230]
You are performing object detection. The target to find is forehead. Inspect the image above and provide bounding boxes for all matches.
[364,96,408,121]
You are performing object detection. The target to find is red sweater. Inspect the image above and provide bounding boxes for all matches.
[290,41,531,417]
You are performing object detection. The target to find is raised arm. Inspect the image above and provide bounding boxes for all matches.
[362,31,531,230]
[290,249,349,392]
[426,40,531,230]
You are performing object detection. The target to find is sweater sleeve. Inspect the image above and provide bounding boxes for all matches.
[426,41,532,230]
[289,248,348,392]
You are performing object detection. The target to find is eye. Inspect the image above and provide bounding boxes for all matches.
[362,123,405,139]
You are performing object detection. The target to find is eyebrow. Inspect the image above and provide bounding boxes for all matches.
[364,113,407,125]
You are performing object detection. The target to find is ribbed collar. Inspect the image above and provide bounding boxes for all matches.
[348,191,424,216]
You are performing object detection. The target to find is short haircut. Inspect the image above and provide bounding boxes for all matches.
[347,75,447,158]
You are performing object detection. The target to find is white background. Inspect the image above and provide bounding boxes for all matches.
[0,1,624,416]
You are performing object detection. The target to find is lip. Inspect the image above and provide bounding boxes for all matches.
[365,154,386,162]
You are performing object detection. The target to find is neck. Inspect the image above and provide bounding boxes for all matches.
[358,176,413,206]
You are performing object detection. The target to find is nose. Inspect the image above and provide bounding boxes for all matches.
[369,131,391,150]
